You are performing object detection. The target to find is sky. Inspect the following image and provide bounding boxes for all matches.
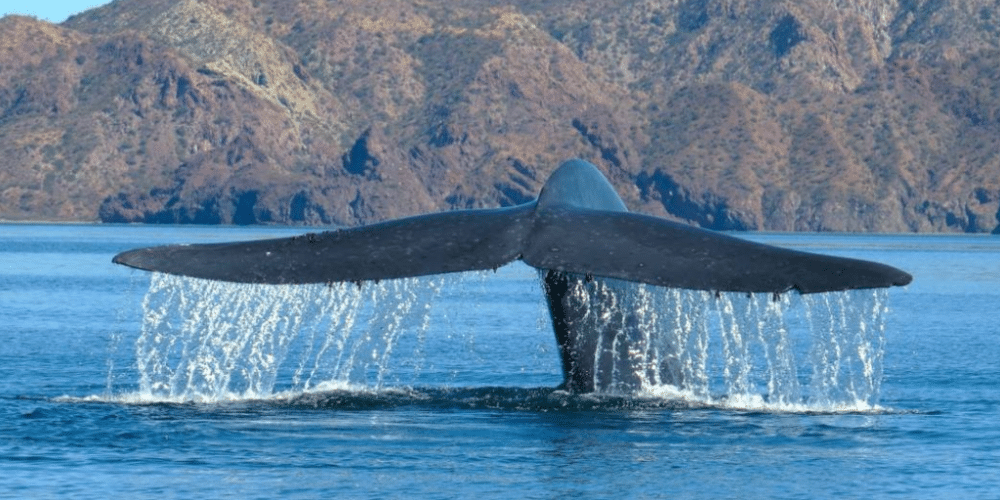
[1,0,112,23]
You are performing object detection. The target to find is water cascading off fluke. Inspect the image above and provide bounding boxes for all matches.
[538,272,889,410]
[124,268,890,410]
[132,272,443,402]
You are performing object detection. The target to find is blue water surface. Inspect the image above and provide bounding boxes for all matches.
[1,224,998,499]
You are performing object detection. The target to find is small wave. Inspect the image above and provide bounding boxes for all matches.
[706,392,889,414]
[57,384,901,414]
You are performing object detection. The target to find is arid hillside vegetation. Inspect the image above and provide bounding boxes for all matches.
[1,0,998,232]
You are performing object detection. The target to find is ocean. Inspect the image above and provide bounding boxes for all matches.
[1,224,998,499]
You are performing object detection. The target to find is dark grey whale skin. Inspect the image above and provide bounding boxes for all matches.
[114,159,912,392]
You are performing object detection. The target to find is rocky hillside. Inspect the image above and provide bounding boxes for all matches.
[1,0,998,232]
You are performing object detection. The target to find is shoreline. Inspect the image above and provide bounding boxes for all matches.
[1,219,991,237]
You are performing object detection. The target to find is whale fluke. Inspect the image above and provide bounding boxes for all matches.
[114,204,536,285]
[521,207,912,294]
[113,159,911,392]
[113,160,911,293]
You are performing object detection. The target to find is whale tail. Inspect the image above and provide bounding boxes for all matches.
[113,160,912,394]
[113,160,911,293]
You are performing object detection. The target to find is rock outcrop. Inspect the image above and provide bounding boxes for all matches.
[0,0,998,232]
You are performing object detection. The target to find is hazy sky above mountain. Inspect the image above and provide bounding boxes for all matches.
[2,0,111,23]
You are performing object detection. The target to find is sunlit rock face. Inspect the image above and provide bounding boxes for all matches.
[2,0,998,232]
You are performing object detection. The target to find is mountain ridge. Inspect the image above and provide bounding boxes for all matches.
[1,0,998,232]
